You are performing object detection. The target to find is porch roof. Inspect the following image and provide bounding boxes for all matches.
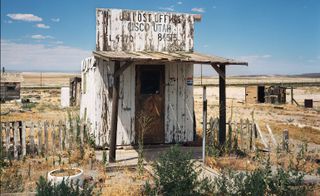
[93,51,248,66]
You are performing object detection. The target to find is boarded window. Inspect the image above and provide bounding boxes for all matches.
[140,70,160,94]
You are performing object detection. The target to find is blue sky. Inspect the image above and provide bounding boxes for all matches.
[1,0,319,75]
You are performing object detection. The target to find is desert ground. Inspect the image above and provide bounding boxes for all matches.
[1,72,320,194]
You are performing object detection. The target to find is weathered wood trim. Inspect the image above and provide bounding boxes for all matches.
[114,61,134,77]
[109,61,120,162]
[211,64,225,80]
[218,64,226,146]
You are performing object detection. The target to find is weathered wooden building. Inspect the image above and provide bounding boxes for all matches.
[70,77,81,106]
[80,9,247,150]
[245,85,286,104]
[0,73,22,102]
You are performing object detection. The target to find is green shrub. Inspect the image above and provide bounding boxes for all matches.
[144,145,211,195]
[36,176,94,196]
[212,155,310,196]
[22,102,37,110]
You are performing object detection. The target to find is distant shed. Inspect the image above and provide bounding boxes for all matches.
[245,85,286,104]
[70,77,81,106]
[80,8,248,156]
[0,73,22,102]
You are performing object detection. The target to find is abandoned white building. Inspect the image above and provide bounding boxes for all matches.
[80,9,247,160]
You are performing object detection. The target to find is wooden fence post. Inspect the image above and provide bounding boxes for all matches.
[51,121,55,155]
[283,129,289,152]
[38,121,42,155]
[240,119,244,149]
[80,121,84,145]
[252,123,256,150]
[72,119,77,146]
[246,119,250,150]
[14,122,19,159]
[5,122,10,156]
[65,119,70,150]
[21,121,26,157]
[30,122,35,156]
[234,122,238,150]
[0,123,3,158]
[44,121,48,154]
[202,86,207,163]
[59,120,63,151]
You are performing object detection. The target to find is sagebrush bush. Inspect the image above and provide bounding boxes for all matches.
[212,155,310,196]
[144,145,211,195]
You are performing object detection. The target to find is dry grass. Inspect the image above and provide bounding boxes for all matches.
[22,72,79,87]
[100,167,149,196]
[269,123,320,145]
[205,156,257,172]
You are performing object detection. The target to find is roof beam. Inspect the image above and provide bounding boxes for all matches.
[92,51,111,61]
[114,61,134,77]
[211,64,225,80]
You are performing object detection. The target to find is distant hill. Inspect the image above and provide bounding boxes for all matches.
[288,73,320,78]
[235,73,320,78]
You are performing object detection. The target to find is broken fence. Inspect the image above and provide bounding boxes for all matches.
[206,117,285,153]
[0,119,89,160]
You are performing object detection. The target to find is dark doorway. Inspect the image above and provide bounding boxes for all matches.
[135,65,165,144]
[257,86,265,103]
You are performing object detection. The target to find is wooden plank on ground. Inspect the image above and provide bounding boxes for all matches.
[266,124,278,147]
[255,123,268,149]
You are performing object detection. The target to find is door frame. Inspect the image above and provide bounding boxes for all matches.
[135,64,165,144]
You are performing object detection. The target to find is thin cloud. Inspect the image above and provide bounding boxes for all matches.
[51,18,60,22]
[239,54,272,62]
[1,39,90,71]
[7,13,42,22]
[31,34,54,39]
[36,23,50,29]
[177,1,183,5]
[191,8,205,13]
[159,6,175,11]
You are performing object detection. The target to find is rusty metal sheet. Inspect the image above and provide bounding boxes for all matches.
[96,9,195,52]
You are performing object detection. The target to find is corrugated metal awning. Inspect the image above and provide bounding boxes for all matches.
[93,51,248,66]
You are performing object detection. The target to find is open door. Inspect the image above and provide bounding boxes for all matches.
[135,65,165,144]
[257,85,265,103]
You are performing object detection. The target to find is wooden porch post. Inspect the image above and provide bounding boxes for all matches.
[218,64,226,146]
[109,61,120,163]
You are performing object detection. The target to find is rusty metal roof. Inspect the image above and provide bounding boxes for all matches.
[93,51,248,66]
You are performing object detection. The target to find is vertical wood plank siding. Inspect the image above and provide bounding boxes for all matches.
[80,57,194,146]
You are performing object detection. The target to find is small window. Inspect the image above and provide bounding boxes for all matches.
[140,70,160,94]
[7,86,15,91]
